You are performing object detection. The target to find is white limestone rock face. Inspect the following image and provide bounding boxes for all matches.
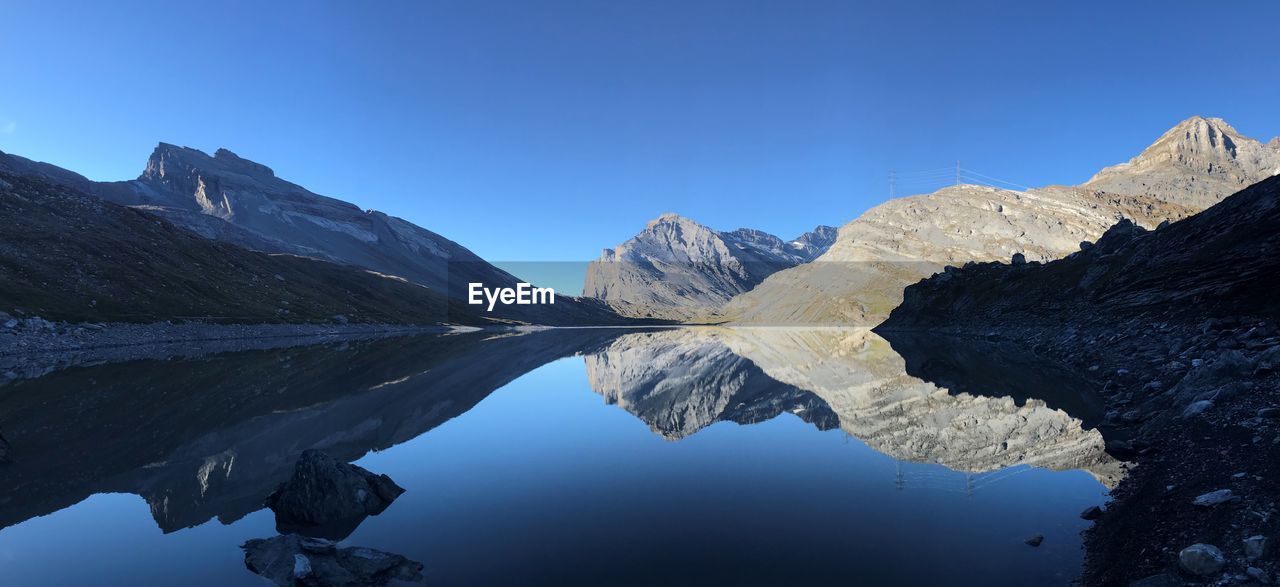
[583,213,836,320]
[1086,116,1280,209]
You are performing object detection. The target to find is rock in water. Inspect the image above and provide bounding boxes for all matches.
[1178,543,1225,576]
[1080,505,1104,520]
[265,450,405,539]
[1024,534,1044,547]
[241,534,424,586]
[0,430,9,463]
[1191,489,1237,508]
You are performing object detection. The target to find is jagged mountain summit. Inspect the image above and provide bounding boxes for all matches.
[582,213,836,320]
[0,145,628,325]
[717,116,1272,326]
[94,144,515,295]
[1085,116,1280,209]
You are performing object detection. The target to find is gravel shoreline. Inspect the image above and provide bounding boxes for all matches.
[0,317,466,382]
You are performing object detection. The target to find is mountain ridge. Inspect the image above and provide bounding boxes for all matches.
[583,213,836,320]
[715,116,1271,326]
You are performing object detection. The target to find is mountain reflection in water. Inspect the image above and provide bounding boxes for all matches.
[0,327,1119,585]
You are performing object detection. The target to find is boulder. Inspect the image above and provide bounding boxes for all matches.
[241,534,425,586]
[1178,543,1225,576]
[1182,400,1213,418]
[1247,567,1271,585]
[1192,489,1238,508]
[265,450,406,539]
[1012,252,1027,265]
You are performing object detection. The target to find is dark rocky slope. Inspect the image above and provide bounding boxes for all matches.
[879,175,1280,585]
[0,171,487,325]
[0,146,633,325]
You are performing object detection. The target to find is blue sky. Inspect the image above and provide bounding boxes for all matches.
[2,0,1278,262]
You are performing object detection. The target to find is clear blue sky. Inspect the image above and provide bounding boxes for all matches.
[2,0,1278,262]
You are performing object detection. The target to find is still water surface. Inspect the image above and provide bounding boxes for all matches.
[0,328,1116,585]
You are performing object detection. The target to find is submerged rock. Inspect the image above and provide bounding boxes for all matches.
[1178,543,1225,576]
[1080,505,1104,520]
[241,534,425,586]
[1024,534,1044,547]
[265,450,405,539]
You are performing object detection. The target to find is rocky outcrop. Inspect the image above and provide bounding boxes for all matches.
[1086,116,1280,209]
[718,116,1270,326]
[264,450,405,540]
[242,534,425,586]
[583,214,835,320]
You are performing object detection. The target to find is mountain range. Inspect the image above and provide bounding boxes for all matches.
[583,214,836,320]
[583,116,1275,325]
[0,145,627,325]
[2,115,1276,328]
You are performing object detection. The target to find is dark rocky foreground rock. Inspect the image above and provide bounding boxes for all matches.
[266,450,405,540]
[879,175,1280,585]
[242,534,425,586]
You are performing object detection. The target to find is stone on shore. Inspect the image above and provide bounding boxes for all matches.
[1244,535,1268,561]
[1191,489,1237,507]
[1178,543,1225,576]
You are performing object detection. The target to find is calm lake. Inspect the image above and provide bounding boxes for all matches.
[0,327,1117,585]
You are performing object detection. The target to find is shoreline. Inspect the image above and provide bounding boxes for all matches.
[877,321,1279,585]
[0,319,466,382]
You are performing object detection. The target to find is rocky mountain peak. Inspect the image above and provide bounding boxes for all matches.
[142,143,278,183]
[1085,116,1280,208]
[141,143,208,181]
[585,215,838,320]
